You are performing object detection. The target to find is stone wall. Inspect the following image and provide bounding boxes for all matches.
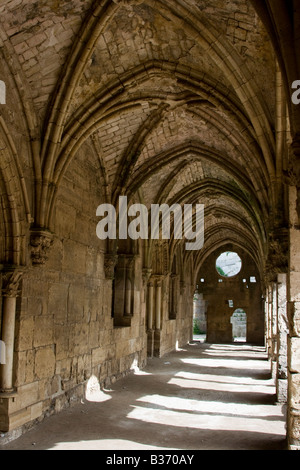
[0,147,148,432]
[198,246,264,345]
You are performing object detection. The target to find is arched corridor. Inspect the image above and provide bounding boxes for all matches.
[0,0,300,451]
[0,342,286,451]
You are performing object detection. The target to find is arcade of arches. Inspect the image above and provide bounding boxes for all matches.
[0,0,300,450]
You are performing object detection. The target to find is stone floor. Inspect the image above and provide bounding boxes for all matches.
[0,341,287,451]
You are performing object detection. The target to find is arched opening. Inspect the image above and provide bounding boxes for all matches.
[197,246,264,345]
[0,0,296,449]
[231,309,247,343]
[193,286,207,342]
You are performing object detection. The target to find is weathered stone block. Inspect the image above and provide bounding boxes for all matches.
[17,316,34,351]
[35,347,55,380]
[91,347,106,368]
[54,323,69,360]
[8,408,31,431]
[289,273,300,302]
[16,350,34,386]
[72,323,89,356]
[67,284,85,322]
[34,315,54,348]
[288,337,300,373]
[30,402,43,421]
[289,373,300,410]
[48,283,69,321]
[17,382,40,409]
[62,239,87,274]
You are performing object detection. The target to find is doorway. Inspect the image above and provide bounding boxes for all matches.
[193,287,207,342]
[231,309,247,343]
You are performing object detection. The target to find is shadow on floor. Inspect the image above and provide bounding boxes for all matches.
[0,342,287,451]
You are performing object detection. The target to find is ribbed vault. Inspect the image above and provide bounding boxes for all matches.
[1,0,298,444]
[0,0,285,281]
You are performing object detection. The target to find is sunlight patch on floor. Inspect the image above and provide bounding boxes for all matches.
[126,403,285,435]
[134,393,283,419]
[49,439,171,451]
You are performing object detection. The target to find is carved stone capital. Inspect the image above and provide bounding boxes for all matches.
[284,136,300,225]
[265,230,288,283]
[104,253,118,280]
[285,134,300,179]
[1,267,23,298]
[30,229,54,266]
[152,274,164,286]
[142,268,152,285]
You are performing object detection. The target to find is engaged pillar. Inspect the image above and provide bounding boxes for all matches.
[287,156,300,449]
[0,268,22,393]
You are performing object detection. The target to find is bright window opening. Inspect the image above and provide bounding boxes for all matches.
[216,252,242,278]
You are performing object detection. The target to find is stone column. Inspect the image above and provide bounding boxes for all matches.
[147,280,155,358]
[264,286,270,353]
[155,279,162,331]
[147,281,154,331]
[142,268,152,304]
[266,284,273,359]
[153,277,163,357]
[286,138,300,450]
[272,282,278,380]
[124,256,134,317]
[169,274,178,320]
[287,185,300,449]
[0,268,22,393]
[276,273,288,403]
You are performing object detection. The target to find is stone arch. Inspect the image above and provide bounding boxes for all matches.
[169,253,179,320]
[0,119,31,266]
[38,0,277,232]
[197,245,264,345]
[250,0,300,137]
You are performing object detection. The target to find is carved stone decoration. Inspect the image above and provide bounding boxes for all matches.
[1,268,23,298]
[265,231,288,283]
[30,229,54,266]
[284,136,300,226]
[142,268,152,285]
[104,253,118,280]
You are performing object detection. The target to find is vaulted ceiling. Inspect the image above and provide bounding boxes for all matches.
[0,0,291,275]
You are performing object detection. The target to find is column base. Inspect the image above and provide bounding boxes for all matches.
[0,391,17,433]
[288,408,300,450]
